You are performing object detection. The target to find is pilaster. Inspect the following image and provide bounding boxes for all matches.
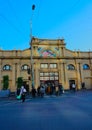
[0,60,2,89]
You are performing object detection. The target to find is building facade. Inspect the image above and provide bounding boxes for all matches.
[0,37,92,92]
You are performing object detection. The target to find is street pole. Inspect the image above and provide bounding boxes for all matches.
[30,4,35,88]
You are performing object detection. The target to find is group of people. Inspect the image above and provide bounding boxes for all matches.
[16,82,86,102]
[31,85,45,98]
[16,82,65,102]
[31,82,64,98]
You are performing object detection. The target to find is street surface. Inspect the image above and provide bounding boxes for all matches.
[0,90,92,130]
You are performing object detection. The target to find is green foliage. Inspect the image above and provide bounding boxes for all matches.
[3,75,9,90]
[17,77,23,89]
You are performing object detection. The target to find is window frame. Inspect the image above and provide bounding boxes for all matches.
[67,64,75,70]
[40,63,48,69]
[3,64,11,71]
[83,64,90,70]
[40,72,59,81]
[49,63,57,69]
[21,64,30,71]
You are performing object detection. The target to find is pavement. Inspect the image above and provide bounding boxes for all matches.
[0,89,92,130]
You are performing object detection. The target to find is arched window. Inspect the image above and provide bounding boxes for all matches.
[3,64,11,71]
[21,64,29,70]
[83,64,90,70]
[67,64,75,70]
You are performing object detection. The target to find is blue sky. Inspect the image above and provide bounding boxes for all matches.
[0,0,92,51]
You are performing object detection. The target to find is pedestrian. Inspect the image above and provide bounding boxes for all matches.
[55,85,59,96]
[72,83,76,92]
[37,86,41,97]
[16,88,20,96]
[47,85,51,95]
[31,87,36,98]
[81,82,85,89]
[20,85,27,102]
[40,85,45,97]
[58,83,64,95]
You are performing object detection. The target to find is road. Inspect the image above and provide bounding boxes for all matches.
[0,90,92,130]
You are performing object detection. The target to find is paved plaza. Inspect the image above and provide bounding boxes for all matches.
[0,90,92,130]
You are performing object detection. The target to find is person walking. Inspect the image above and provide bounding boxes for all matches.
[72,83,76,92]
[40,85,45,97]
[55,85,59,96]
[37,86,41,97]
[31,87,36,98]
[20,85,27,102]
[58,83,64,95]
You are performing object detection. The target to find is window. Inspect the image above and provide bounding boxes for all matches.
[49,63,57,68]
[40,63,57,69]
[67,64,75,70]
[40,73,44,76]
[21,64,29,70]
[44,73,49,76]
[40,64,48,68]
[3,64,11,71]
[83,64,90,70]
[40,72,58,81]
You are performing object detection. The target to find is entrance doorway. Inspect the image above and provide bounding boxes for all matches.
[40,72,59,86]
[69,80,75,90]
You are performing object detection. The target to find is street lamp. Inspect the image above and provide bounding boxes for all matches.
[30,4,35,88]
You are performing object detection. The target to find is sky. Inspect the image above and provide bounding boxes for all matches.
[0,0,92,51]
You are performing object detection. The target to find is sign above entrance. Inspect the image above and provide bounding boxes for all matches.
[37,47,59,57]
[41,50,56,57]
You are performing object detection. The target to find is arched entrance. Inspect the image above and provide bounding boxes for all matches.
[69,80,75,90]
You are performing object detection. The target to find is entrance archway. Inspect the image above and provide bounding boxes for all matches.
[69,80,75,90]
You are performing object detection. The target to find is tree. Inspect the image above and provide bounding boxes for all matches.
[3,75,9,90]
[17,77,23,89]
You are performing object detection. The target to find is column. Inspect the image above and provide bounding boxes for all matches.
[12,63,17,91]
[76,62,81,90]
[35,62,40,89]
[58,62,62,83]
[89,51,92,86]
[61,62,68,89]
[0,60,2,89]
[17,63,21,77]
[60,63,64,85]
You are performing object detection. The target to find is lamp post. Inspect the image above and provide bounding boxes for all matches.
[30,4,35,88]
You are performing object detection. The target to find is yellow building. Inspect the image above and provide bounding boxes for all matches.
[0,37,92,92]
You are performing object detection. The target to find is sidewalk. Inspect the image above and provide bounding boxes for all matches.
[0,89,92,101]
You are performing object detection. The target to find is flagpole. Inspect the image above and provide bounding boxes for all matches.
[30,4,35,88]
